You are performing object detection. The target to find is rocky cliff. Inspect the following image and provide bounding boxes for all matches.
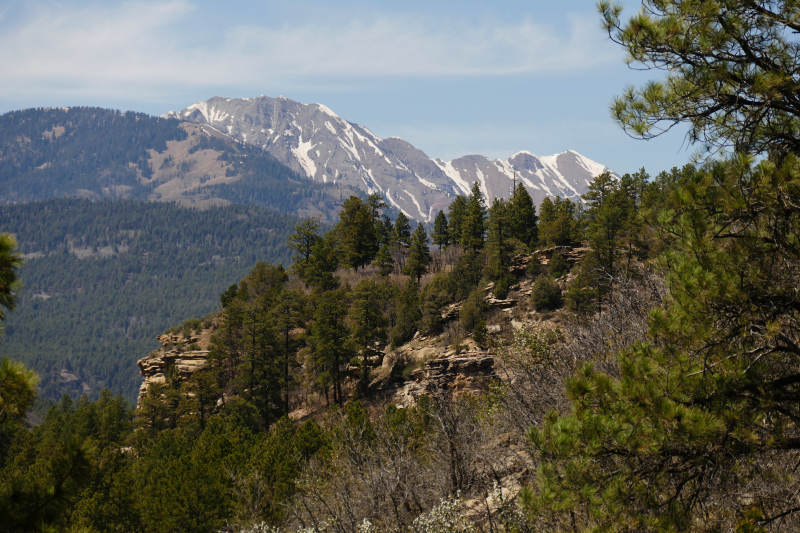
[136,330,213,407]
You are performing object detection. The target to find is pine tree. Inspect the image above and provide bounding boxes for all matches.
[304,233,340,291]
[287,217,321,284]
[529,155,800,530]
[462,182,487,250]
[537,196,578,246]
[0,357,39,425]
[238,299,281,425]
[372,244,394,277]
[337,197,377,271]
[392,279,421,346]
[485,198,513,283]
[447,196,469,246]
[431,210,450,249]
[391,212,412,272]
[564,252,601,315]
[272,289,307,416]
[404,223,432,283]
[0,233,23,320]
[584,174,632,302]
[348,280,388,396]
[310,288,351,406]
[619,169,649,265]
[508,184,538,248]
[600,0,800,155]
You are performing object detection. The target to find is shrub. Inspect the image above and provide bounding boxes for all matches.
[526,254,543,278]
[493,275,513,299]
[531,276,563,311]
[445,249,484,302]
[420,277,449,335]
[459,287,487,332]
[548,250,568,278]
[473,320,488,348]
[565,270,599,315]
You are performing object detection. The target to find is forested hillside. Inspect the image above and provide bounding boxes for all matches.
[0,199,302,403]
[0,107,185,201]
[0,107,363,220]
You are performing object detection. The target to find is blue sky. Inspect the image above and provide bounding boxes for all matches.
[0,0,693,175]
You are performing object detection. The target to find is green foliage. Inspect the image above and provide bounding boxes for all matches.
[547,250,568,278]
[508,183,538,248]
[0,199,298,404]
[0,357,39,425]
[537,196,579,246]
[530,276,562,312]
[310,289,351,407]
[404,223,432,282]
[445,249,484,304]
[1,391,130,532]
[526,253,543,278]
[372,244,394,277]
[0,233,23,321]
[485,197,513,283]
[287,216,321,282]
[459,287,487,333]
[564,254,600,315]
[492,276,512,300]
[392,279,421,347]
[349,279,389,395]
[583,171,633,284]
[337,196,378,271]
[419,275,448,336]
[462,182,487,250]
[599,0,800,156]
[528,155,800,529]
[447,196,469,246]
[304,232,340,291]
[205,263,293,428]
[472,320,488,348]
[243,417,330,525]
[392,212,412,251]
[431,210,450,249]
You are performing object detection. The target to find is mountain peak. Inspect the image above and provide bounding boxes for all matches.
[174,96,615,220]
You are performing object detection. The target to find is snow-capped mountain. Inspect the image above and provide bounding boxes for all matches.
[165,96,615,221]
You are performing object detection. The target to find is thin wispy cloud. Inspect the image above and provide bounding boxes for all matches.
[0,0,615,100]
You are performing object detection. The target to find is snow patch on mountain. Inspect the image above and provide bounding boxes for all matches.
[173,96,616,222]
[292,139,318,177]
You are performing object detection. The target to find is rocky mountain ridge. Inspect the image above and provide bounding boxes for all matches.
[166,96,617,221]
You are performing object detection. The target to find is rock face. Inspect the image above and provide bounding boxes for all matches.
[508,245,589,275]
[413,353,495,392]
[167,96,617,221]
[374,351,497,409]
[136,333,210,408]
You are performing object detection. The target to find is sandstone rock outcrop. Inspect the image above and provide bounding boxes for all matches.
[136,332,210,408]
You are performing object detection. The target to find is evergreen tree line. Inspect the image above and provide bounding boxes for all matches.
[0,199,302,405]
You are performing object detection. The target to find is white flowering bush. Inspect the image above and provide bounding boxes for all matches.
[410,494,475,533]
